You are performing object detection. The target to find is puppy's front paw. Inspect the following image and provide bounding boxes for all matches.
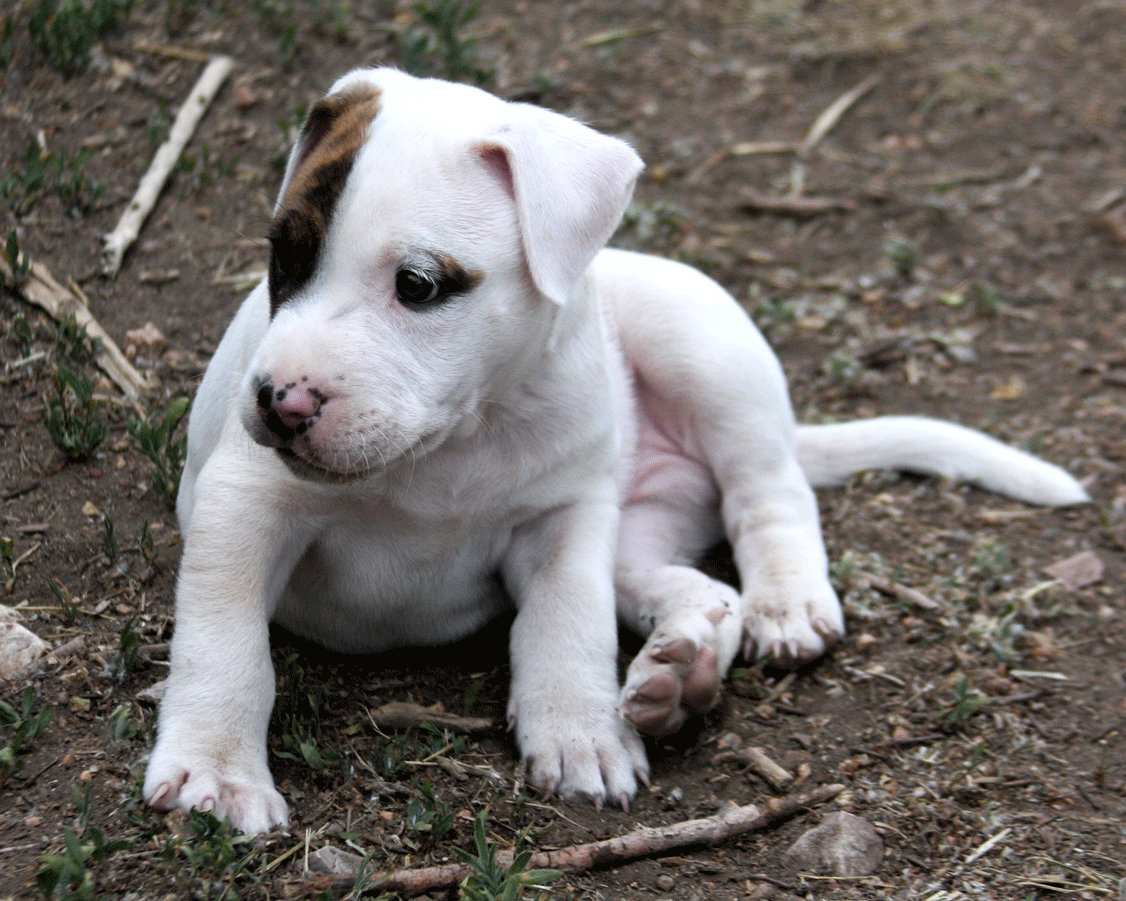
[144,747,289,835]
[510,695,649,809]
[743,573,844,668]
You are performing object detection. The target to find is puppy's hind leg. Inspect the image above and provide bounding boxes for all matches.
[615,470,743,737]
[606,252,843,673]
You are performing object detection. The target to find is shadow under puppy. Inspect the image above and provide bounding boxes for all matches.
[144,67,1087,833]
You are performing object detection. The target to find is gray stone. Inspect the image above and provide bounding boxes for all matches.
[783,811,883,877]
[0,609,47,678]
[308,845,364,876]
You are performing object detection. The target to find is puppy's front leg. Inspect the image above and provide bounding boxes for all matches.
[144,457,314,834]
[503,495,648,808]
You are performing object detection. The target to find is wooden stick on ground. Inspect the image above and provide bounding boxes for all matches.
[2,256,155,404]
[369,701,497,734]
[303,783,845,897]
[101,55,234,277]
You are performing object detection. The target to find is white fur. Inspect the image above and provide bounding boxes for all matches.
[144,68,1087,833]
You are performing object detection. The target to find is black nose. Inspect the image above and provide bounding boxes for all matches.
[256,381,274,413]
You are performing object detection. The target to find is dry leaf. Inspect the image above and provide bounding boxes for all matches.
[1044,550,1104,590]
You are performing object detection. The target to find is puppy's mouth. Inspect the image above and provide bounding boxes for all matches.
[273,446,372,484]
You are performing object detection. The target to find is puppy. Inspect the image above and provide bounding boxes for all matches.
[144,68,1087,833]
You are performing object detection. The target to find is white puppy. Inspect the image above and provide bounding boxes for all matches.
[144,68,1087,833]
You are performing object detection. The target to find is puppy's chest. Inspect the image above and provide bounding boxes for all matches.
[278,506,516,650]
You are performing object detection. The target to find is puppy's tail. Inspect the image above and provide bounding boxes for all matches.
[795,416,1088,506]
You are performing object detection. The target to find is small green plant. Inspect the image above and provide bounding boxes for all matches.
[100,514,117,564]
[28,0,134,75]
[376,721,467,777]
[1,687,52,781]
[127,396,190,507]
[455,809,562,901]
[966,280,1002,315]
[0,14,16,69]
[146,101,171,145]
[271,651,340,773]
[11,313,36,351]
[2,141,103,215]
[106,704,139,741]
[613,201,688,249]
[45,363,107,460]
[111,617,141,680]
[400,0,493,85]
[52,314,101,364]
[405,780,455,838]
[49,579,81,624]
[3,228,31,286]
[252,0,298,59]
[885,236,919,280]
[36,824,130,900]
[942,674,987,726]
[969,537,1012,591]
[164,808,268,896]
[138,520,157,565]
[1,536,15,594]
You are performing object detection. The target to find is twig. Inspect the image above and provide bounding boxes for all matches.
[854,569,943,611]
[739,191,855,217]
[101,55,234,277]
[369,701,497,734]
[730,140,798,156]
[1,256,155,404]
[301,783,844,897]
[741,747,794,791]
[799,74,881,158]
[133,41,214,63]
[1,635,85,685]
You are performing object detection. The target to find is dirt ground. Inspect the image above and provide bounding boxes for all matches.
[2,1,1125,898]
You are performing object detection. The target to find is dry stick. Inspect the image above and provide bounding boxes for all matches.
[2,256,155,404]
[369,701,496,734]
[312,783,845,897]
[787,73,881,199]
[854,569,943,611]
[101,55,234,277]
[739,191,856,217]
[799,74,882,158]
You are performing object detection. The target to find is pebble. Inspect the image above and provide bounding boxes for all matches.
[783,811,884,877]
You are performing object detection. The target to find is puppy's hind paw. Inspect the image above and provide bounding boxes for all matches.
[619,637,722,737]
[742,579,844,669]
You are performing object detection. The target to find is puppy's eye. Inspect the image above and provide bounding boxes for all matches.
[396,269,442,306]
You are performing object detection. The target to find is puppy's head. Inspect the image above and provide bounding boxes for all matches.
[242,68,642,481]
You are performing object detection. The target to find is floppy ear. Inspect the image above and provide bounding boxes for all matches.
[478,106,643,305]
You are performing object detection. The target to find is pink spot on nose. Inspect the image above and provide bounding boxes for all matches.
[271,384,322,429]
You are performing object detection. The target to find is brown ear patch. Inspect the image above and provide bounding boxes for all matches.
[268,84,382,314]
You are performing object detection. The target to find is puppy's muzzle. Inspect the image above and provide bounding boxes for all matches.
[254,377,325,448]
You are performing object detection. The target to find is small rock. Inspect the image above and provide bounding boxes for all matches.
[655,874,676,891]
[783,811,883,877]
[0,617,48,678]
[662,786,684,810]
[308,845,363,876]
[124,322,167,360]
[0,605,23,625]
[137,679,167,706]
